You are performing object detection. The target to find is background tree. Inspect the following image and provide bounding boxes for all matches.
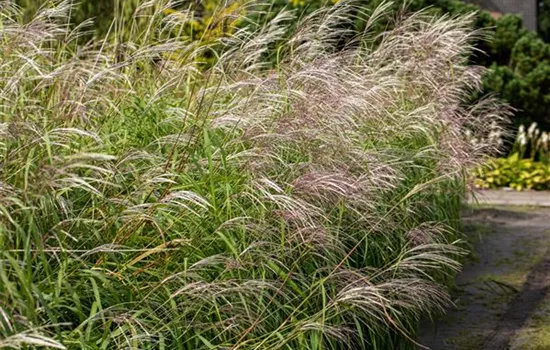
[540,0,550,42]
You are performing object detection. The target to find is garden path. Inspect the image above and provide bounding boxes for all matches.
[417,203,550,350]
[467,190,550,207]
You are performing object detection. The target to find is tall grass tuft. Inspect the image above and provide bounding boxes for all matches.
[0,1,509,349]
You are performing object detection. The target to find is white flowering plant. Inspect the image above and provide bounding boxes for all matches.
[513,122,550,162]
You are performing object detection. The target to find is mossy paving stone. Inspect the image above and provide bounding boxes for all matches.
[483,257,550,349]
[510,292,550,350]
[417,207,550,350]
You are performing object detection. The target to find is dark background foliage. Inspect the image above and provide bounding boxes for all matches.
[16,0,550,130]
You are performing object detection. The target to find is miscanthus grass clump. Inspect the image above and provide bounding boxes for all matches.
[0,1,508,349]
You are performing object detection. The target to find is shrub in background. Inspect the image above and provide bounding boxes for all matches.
[475,123,550,190]
[0,1,507,349]
[539,0,550,43]
[474,155,550,191]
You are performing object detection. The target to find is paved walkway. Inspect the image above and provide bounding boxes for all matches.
[468,190,550,207]
[418,207,550,350]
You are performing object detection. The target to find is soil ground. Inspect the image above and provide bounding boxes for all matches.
[417,206,550,350]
